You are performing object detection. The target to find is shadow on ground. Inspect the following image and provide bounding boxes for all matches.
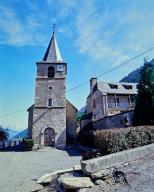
[0,144,83,156]
[0,143,26,152]
[61,146,82,157]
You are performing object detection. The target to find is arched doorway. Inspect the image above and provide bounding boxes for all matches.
[44,128,55,147]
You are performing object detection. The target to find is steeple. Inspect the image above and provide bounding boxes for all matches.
[43,26,62,62]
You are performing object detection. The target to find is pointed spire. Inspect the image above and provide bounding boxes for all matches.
[43,25,63,62]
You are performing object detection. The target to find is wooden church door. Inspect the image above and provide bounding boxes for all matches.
[44,128,55,147]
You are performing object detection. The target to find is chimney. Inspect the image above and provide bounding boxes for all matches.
[90,78,97,92]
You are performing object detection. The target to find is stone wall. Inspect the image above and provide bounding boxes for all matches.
[35,79,66,108]
[87,90,106,121]
[31,60,67,149]
[93,110,134,130]
[80,119,90,131]
[81,143,154,175]
[66,100,78,144]
[32,107,66,148]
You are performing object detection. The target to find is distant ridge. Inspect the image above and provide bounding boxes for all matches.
[77,106,86,121]
[6,128,20,139]
[120,68,141,83]
[120,59,154,83]
[13,129,28,139]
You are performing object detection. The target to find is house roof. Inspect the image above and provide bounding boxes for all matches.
[43,32,63,62]
[97,81,138,95]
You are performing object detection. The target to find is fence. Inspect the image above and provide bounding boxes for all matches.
[0,139,23,149]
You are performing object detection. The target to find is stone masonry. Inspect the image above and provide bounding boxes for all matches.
[28,31,68,149]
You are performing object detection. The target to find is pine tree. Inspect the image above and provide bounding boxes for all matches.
[133,59,154,125]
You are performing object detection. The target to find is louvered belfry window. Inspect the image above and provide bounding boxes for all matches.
[48,66,55,78]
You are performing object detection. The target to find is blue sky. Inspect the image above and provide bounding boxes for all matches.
[0,0,154,131]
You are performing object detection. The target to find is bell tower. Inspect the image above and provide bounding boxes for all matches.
[32,29,67,148]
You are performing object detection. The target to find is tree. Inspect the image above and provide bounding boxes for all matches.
[133,59,154,125]
[0,127,9,141]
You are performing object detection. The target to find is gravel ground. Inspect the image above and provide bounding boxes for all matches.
[0,148,81,192]
[86,154,154,192]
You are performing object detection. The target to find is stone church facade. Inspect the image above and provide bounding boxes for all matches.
[27,31,77,149]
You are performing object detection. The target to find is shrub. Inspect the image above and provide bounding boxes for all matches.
[78,128,94,147]
[106,130,128,154]
[94,126,154,155]
[0,127,9,141]
[126,127,151,148]
[23,139,34,151]
[94,129,128,155]
[146,126,154,143]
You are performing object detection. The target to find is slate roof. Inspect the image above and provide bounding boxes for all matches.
[97,81,138,95]
[43,32,63,62]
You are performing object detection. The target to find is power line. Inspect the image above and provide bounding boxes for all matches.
[0,108,27,118]
[67,46,154,92]
[1,46,154,118]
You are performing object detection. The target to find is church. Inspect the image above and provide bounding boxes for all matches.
[27,30,78,149]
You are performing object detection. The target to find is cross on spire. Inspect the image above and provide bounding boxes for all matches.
[53,24,56,34]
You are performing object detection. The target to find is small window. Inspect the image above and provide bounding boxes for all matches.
[109,84,118,89]
[48,66,55,78]
[48,98,52,107]
[48,86,52,90]
[123,85,132,89]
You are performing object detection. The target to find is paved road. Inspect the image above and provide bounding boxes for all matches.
[0,148,81,192]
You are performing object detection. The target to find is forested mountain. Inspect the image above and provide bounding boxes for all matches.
[120,68,141,83]
[120,59,154,83]
[13,129,28,139]
[7,128,19,139]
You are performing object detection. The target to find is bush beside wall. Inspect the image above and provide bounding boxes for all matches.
[78,128,94,147]
[78,126,154,155]
[23,139,34,151]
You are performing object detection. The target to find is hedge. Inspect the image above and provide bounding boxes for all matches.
[78,126,154,155]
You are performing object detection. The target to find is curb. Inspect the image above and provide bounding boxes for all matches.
[81,143,154,175]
